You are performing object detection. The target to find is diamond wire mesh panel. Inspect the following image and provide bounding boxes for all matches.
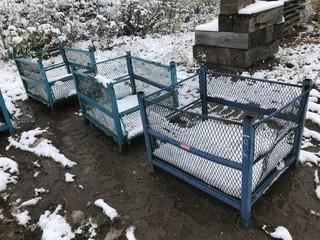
[253,95,302,184]
[121,110,143,140]
[25,81,48,100]
[18,60,42,81]
[51,79,76,100]
[207,102,246,122]
[45,65,71,82]
[206,73,302,110]
[135,79,160,96]
[146,75,201,109]
[82,101,117,135]
[113,80,133,99]
[131,58,172,87]
[65,49,92,68]
[96,58,131,99]
[74,70,112,112]
[96,57,129,81]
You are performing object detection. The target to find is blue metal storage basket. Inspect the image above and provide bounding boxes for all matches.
[72,52,177,151]
[138,65,312,227]
[13,43,75,108]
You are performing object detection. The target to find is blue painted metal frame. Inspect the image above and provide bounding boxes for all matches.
[73,52,178,151]
[13,43,74,108]
[64,46,97,72]
[0,90,14,134]
[138,69,312,227]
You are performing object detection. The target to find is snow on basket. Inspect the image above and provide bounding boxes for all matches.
[72,51,177,151]
[13,43,75,108]
[138,66,312,227]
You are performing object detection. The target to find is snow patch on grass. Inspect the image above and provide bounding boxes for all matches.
[65,173,75,183]
[304,127,320,141]
[75,218,98,240]
[12,210,31,226]
[126,226,137,240]
[38,205,75,240]
[6,128,77,168]
[299,150,320,166]
[94,199,118,221]
[34,187,49,197]
[270,226,293,240]
[306,111,320,127]
[0,157,19,192]
[19,197,42,207]
[263,225,293,240]
[314,170,320,200]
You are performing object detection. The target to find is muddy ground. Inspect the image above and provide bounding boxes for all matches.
[0,98,319,240]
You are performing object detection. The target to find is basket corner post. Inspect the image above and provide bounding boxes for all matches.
[88,47,97,72]
[169,61,177,85]
[199,63,208,115]
[292,78,313,169]
[37,59,55,107]
[60,42,71,74]
[126,51,136,94]
[137,92,155,172]
[303,78,313,89]
[107,84,124,149]
[241,116,255,228]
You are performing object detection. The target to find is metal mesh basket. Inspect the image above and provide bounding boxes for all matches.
[141,70,310,199]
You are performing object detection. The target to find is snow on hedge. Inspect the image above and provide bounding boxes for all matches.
[0,157,19,192]
[38,205,75,240]
[6,128,77,168]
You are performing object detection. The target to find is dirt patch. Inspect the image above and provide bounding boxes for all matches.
[0,99,319,239]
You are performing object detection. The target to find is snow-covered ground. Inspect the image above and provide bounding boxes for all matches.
[0,23,320,239]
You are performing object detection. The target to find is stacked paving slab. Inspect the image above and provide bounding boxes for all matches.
[193,0,285,71]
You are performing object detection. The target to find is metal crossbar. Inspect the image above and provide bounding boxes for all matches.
[138,66,312,227]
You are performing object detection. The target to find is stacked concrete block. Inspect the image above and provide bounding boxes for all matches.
[220,0,255,14]
[282,0,305,33]
[193,0,285,71]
